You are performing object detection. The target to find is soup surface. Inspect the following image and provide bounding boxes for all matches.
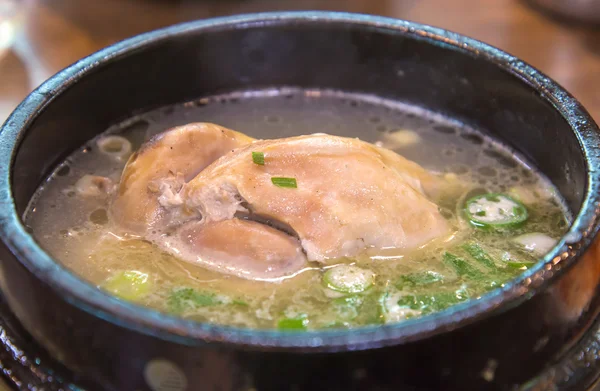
[25,89,569,330]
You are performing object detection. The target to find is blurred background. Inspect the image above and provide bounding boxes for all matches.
[1,0,600,124]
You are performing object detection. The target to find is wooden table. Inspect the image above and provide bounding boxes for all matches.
[1,0,600,125]
[1,0,600,389]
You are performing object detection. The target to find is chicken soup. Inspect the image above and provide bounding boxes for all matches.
[24,89,569,330]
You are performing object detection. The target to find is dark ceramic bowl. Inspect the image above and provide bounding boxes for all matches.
[1,11,600,391]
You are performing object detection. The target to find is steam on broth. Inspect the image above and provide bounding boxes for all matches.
[25,89,569,330]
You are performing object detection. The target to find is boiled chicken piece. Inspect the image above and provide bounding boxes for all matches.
[181,134,449,262]
[110,123,254,234]
[110,123,450,280]
[159,219,307,281]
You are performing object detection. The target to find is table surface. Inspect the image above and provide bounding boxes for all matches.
[2,0,600,125]
[1,0,600,389]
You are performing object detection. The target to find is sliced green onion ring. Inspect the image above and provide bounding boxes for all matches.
[464,193,528,230]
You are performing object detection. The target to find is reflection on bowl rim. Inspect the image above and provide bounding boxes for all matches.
[0,11,599,351]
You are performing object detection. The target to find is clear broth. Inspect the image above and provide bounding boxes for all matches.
[24,89,570,330]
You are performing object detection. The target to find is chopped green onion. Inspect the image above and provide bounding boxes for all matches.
[443,252,484,280]
[462,243,496,269]
[323,265,375,294]
[506,261,534,270]
[271,177,297,188]
[396,288,471,314]
[168,288,222,313]
[277,314,308,330]
[464,193,528,230]
[101,270,152,301]
[396,271,444,289]
[252,151,265,165]
[379,290,420,322]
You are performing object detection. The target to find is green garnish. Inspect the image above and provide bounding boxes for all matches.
[464,193,528,231]
[462,243,496,269]
[252,151,265,165]
[277,314,309,330]
[396,288,471,314]
[506,261,534,270]
[101,270,152,301]
[271,177,297,188]
[168,288,222,313]
[396,271,444,289]
[443,252,484,280]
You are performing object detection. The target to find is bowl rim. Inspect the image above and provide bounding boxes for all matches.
[1,11,600,352]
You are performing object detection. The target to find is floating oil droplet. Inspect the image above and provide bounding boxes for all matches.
[460,133,483,145]
[483,149,518,168]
